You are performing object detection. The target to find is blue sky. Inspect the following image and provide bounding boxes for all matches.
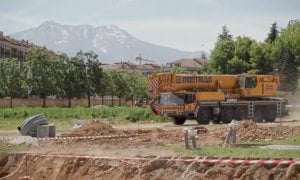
[0,0,299,52]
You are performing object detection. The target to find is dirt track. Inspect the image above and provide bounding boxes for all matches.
[1,119,300,179]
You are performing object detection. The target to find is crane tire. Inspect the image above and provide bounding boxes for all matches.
[220,107,234,123]
[172,117,186,125]
[235,106,248,121]
[264,106,276,122]
[253,107,263,123]
[196,108,212,125]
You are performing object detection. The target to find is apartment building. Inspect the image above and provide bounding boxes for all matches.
[0,31,33,61]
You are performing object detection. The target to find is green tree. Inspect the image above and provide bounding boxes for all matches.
[26,46,57,107]
[99,71,111,105]
[111,70,128,106]
[76,50,103,107]
[272,20,300,92]
[227,36,254,74]
[0,58,28,107]
[170,66,188,73]
[210,25,235,74]
[218,25,233,40]
[265,22,278,43]
[249,42,273,74]
[198,63,213,74]
[210,39,235,74]
[126,71,147,105]
[228,57,250,74]
[54,54,87,107]
[104,70,118,106]
[200,52,207,60]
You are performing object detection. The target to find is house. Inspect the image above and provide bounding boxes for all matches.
[101,61,161,75]
[0,31,33,61]
[163,58,208,73]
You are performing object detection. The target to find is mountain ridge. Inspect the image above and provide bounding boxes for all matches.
[12,21,204,64]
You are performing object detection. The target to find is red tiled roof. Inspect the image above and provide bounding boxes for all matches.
[168,58,208,68]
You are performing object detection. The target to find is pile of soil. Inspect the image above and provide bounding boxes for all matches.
[238,120,300,141]
[1,154,299,180]
[66,120,118,137]
[64,121,179,142]
[211,120,300,141]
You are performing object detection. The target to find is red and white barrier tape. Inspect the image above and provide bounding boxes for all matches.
[0,134,148,141]
[19,153,300,165]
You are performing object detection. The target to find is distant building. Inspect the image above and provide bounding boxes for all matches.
[0,31,33,61]
[101,61,161,75]
[163,58,208,73]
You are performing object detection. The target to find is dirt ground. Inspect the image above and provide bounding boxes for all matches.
[1,153,299,180]
[1,106,300,179]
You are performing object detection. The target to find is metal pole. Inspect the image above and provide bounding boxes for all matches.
[184,128,190,149]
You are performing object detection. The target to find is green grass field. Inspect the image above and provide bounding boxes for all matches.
[0,106,169,131]
[170,136,300,158]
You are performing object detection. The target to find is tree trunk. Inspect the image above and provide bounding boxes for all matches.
[10,97,13,108]
[119,97,121,106]
[131,96,134,106]
[68,93,71,108]
[111,95,114,107]
[87,93,91,108]
[101,95,104,105]
[43,97,46,108]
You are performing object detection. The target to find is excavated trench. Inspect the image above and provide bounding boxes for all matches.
[1,153,299,180]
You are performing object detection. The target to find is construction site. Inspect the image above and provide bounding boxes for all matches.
[1,112,300,179]
[0,71,300,179]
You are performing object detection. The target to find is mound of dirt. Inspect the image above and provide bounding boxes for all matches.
[210,120,300,142]
[66,120,118,137]
[65,121,169,138]
[238,120,300,141]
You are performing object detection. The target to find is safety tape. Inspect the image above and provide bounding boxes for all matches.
[15,153,300,166]
[1,153,298,179]
[0,134,149,141]
[0,130,184,142]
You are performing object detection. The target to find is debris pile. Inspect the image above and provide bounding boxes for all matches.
[238,120,300,141]
[66,120,117,137]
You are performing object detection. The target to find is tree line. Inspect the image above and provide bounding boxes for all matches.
[1,19,299,108]
[199,20,300,92]
[0,48,147,107]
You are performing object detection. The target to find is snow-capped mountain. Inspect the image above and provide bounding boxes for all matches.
[12,21,203,64]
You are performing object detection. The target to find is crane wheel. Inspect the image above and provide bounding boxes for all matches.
[196,108,212,125]
[220,107,234,123]
[264,106,276,122]
[211,118,221,124]
[172,117,186,125]
[235,107,248,120]
[253,106,263,122]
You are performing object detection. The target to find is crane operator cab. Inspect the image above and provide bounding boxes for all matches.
[151,92,195,117]
[238,75,279,97]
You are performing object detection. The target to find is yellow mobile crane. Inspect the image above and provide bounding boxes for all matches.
[148,73,288,125]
